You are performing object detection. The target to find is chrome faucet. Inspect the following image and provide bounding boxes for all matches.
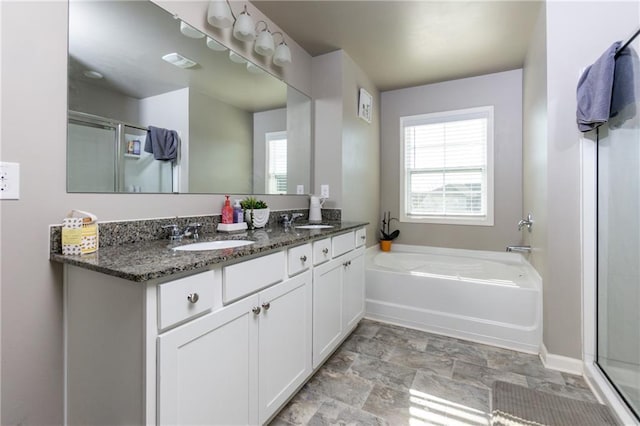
[280,213,304,228]
[183,223,202,240]
[162,223,202,241]
[506,245,531,253]
[518,213,533,232]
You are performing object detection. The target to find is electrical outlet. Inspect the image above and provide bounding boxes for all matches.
[320,184,330,198]
[0,162,20,200]
[296,184,304,195]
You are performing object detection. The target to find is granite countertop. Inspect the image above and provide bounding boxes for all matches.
[50,221,367,282]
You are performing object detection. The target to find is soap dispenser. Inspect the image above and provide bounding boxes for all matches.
[309,195,326,223]
[233,199,243,223]
[221,195,234,224]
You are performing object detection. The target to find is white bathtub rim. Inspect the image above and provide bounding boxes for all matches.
[366,244,543,291]
[367,244,542,288]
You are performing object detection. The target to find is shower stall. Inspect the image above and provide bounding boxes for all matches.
[596,30,640,421]
[67,111,174,193]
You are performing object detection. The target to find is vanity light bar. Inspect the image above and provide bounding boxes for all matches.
[162,52,198,69]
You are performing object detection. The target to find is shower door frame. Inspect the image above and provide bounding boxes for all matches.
[68,111,173,193]
[581,135,639,425]
[68,112,121,192]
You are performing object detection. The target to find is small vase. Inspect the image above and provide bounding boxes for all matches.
[245,208,270,229]
[380,240,392,252]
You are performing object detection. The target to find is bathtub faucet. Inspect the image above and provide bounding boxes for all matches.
[506,245,531,253]
[518,213,533,232]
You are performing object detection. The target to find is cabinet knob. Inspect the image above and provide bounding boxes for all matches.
[343,260,352,267]
[360,235,366,240]
[262,302,271,311]
[252,306,261,315]
[187,293,199,304]
[300,255,307,263]
[322,248,329,255]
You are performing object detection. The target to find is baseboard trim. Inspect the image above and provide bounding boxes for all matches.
[539,342,583,375]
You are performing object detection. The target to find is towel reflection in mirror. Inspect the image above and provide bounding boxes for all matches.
[145,126,179,162]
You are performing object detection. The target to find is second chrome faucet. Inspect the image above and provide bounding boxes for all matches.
[280,213,304,228]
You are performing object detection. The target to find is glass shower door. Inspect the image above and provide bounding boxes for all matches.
[596,44,640,420]
[67,120,118,192]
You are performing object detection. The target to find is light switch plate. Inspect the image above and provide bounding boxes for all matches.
[0,162,20,200]
[320,184,330,198]
[296,185,304,195]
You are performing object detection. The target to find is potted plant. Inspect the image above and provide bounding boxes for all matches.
[240,197,270,229]
[380,211,399,252]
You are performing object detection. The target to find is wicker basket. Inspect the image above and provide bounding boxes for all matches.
[62,210,98,255]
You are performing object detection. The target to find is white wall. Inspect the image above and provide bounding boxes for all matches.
[380,70,523,251]
[340,53,380,244]
[312,51,344,208]
[0,2,311,424]
[189,90,253,193]
[253,108,286,192]
[522,2,548,343]
[312,50,380,244]
[541,0,640,359]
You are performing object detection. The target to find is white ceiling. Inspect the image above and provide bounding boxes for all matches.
[253,0,542,92]
[68,1,287,112]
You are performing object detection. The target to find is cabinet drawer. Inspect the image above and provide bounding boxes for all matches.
[355,228,366,248]
[312,238,331,266]
[158,270,217,330]
[332,231,355,258]
[287,243,312,276]
[223,251,285,304]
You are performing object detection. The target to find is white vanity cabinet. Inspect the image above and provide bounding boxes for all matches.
[157,270,312,426]
[157,292,259,425]
[63,228,364,426]
[312,230,366,368]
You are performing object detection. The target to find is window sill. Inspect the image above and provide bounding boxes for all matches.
[400,214,494,227]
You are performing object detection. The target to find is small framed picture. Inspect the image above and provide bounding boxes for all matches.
[358,88,372,123]
[127,140,141,155]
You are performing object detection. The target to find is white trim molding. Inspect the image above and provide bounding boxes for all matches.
[539,342,583,376]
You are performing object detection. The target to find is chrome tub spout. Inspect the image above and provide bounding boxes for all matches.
[506,245,531,253]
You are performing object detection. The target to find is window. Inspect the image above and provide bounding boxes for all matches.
[400,106,494,226]
[266,131,287,194]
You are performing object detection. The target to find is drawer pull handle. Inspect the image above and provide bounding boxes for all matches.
[252,306,261,315]
[360,235,366,240]
[322,248,329,255]
[300,255,308,263]
[187,293,200,304]
[262,302,271,311]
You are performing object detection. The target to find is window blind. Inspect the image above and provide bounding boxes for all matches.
[402,111,491,221]
[267,134,287,194]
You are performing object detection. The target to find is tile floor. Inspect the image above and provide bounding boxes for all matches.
[270,319,599,425]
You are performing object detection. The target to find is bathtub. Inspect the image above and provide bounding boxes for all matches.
[365,244,542,353]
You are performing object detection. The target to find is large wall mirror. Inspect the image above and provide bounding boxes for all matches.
[67,0,312,194]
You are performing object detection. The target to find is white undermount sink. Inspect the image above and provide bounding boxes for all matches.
[294,224,334,230]
[173,240,254,251]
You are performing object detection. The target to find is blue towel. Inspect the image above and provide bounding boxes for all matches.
[609,45,637,126]
[144,126,179,161]
[577,41,621,132]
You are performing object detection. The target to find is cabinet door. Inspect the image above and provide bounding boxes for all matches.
[312,258,344,368]
[343,248,366,332]
[258,271,312,424]
[158,294,260,426]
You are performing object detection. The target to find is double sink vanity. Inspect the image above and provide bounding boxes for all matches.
[51,219,367,425]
